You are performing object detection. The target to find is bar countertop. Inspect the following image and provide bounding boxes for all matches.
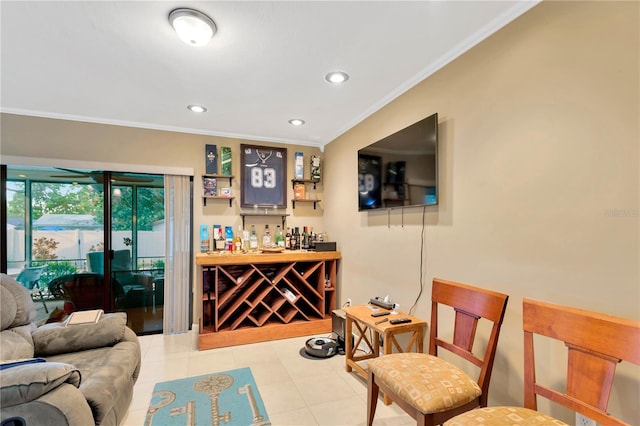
[196,250,341,265]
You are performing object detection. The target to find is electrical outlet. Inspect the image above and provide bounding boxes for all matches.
[576,413,596,426]
[345,298,351,307]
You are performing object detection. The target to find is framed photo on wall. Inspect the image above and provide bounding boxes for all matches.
[241,144,287,208]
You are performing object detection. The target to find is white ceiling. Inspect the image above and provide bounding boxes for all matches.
[1,1,538,148]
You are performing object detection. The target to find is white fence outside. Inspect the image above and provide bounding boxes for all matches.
[7,229,165,266]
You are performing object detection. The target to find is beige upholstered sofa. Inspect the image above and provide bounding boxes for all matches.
[0,273,141,426]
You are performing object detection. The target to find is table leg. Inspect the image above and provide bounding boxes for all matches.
[345,316,353,372]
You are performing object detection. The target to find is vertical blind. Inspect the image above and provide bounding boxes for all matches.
[163,175,192,334]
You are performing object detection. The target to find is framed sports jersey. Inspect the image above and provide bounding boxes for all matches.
[241,144,287,208]
[358,153,382,210]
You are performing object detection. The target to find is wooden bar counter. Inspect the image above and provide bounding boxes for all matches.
[196,250,341,350]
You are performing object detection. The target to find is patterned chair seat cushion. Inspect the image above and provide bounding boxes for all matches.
[368,352,481,414]
[445,406,568,425]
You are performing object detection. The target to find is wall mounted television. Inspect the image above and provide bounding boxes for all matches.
[358,112,438,211]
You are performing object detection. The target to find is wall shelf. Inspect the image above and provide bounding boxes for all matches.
[291,179,320,190]
[291,199,321,209]
[291,179,321,209]
[240,212,290,228]
[203,174,234,186]
[203,196,234,207]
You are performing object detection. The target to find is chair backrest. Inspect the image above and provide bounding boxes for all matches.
[112,249,133,272]
[15,266,46,290]
[523,298,640,426]
[429,278,509,406]
[87,249,134,284]
[86,251,104,274]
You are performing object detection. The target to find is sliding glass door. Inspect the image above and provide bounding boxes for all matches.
[110,173,165,334]
[3,165,164,334]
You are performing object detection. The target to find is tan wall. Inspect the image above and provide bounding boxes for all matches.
[0,115,325,322]
[1,0,638,420]
[325,1,638,421]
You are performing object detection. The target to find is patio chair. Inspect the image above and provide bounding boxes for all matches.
[86,250,154,310]
[15,265,48,313]
[48,273,105,312]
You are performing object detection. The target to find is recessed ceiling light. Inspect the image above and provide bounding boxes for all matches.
[325,71,349,84]
[188,105,207,113]
[169,8,216,46]
[288,119,306,126]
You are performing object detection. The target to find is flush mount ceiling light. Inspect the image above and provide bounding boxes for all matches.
[169,8,216,46]
[288,118,306,126]
[325,71,349,84]
[188,105,207,113]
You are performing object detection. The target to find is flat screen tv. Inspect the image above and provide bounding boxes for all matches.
[358,112,438,211]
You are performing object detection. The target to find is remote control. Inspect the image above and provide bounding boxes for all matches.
[389,318,412,325]
[371,311,390,317]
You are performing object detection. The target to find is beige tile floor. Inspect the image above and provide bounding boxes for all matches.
[122,332,414,426]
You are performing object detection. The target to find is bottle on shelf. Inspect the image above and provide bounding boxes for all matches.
[293,227,300,250]
[215,225,226,251]
[234,226,243,253]
[242,227,250,253]
[249,225,258,252]
[275,225,285,248]
[301,226,309,250]
[309,227,316,251]
[262,224,272,247]
[285,227,292,250]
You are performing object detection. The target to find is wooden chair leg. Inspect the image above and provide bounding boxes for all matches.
[367,370,379,426]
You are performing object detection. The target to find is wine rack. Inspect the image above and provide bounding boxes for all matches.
[197,251,340,350]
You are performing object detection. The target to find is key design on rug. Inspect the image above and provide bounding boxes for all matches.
[194,373,234,426]
[238,384,270,426]
[145,391,176,426]
[146,367,270,425]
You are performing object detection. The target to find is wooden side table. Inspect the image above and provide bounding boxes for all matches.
[343,305,427,404]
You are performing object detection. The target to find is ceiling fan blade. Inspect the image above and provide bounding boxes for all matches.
[111,176,154,183]
[50,174,92,179]
[54,167,91,176]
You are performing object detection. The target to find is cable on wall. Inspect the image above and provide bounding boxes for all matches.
[409,205,427,315]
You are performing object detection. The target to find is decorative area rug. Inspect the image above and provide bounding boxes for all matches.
[145,367,271,426]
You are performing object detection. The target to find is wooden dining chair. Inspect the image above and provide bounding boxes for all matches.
[445,298,640,426]
[367,278,509,426]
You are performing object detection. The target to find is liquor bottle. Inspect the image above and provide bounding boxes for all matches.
[301,226,309,250]
[275,225,285,248]
[249,225,258,251]
[309,227,316,251]
[234,226,243,253]
[215,226,226,251]
[293,227,300,250]
[262,224,272,247]
[242,227,250,252]
[285,227,292,250]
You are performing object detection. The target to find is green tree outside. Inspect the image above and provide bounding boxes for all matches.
[7,182,164,231]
